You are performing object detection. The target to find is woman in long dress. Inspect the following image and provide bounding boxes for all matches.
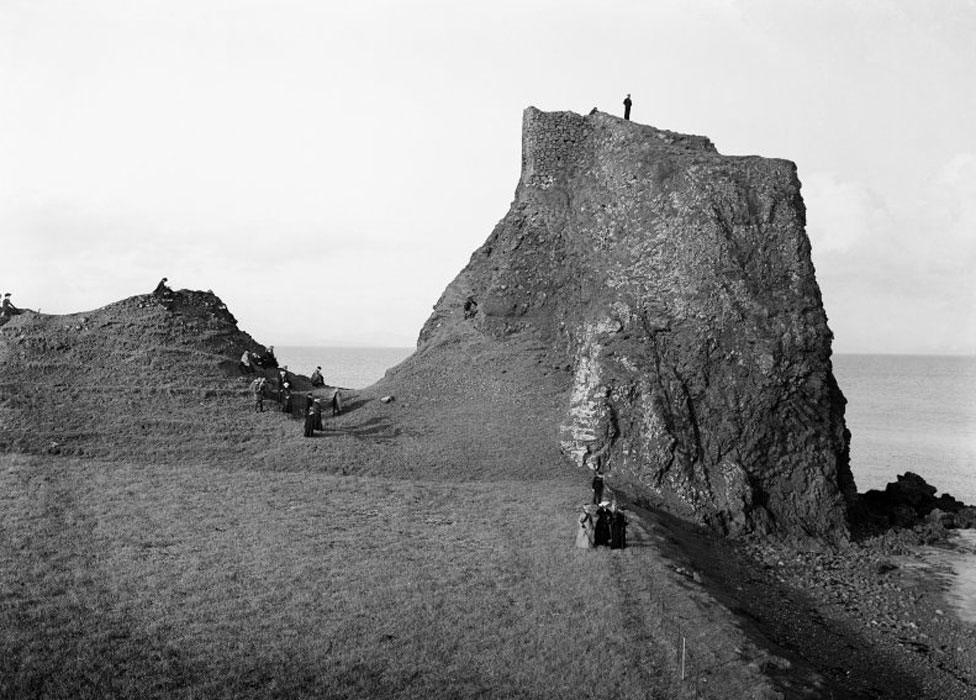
[609,502,627,550]
[594,502,611,547]
[575,505,594,549]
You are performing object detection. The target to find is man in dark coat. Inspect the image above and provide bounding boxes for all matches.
[282,385,293,415]
[623,93,632,120]
[592,471,605,505]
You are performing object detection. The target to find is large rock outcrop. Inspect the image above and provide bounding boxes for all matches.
[417,107,856,539]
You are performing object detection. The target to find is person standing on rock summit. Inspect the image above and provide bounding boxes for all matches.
[623,93,632,120]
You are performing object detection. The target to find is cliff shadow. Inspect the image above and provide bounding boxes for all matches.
[622,500,926,699]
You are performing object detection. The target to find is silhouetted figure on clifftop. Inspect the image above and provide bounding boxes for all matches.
[623,94,632,120]
[153,277,171,296]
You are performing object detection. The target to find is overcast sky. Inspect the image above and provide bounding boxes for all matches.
[2,0,973,353]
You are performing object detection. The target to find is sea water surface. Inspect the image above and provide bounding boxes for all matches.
[833,354,976,504]
[274,346,413,390]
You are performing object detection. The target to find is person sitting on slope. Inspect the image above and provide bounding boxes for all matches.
[310,366,325,387]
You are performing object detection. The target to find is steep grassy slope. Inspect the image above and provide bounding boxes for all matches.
[0,291,270,461]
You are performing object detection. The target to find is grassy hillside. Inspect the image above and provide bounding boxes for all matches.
[2,292,973,698]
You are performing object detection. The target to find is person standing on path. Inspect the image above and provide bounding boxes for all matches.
[623,93,632,120]
[303,404,317,437]
[592,471,605,505]
[312,398,323,431]
[250,377,266,412]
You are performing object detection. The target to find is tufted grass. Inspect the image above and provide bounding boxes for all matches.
[0,454,716,699]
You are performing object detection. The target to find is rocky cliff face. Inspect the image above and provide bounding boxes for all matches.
[418,107,856,539]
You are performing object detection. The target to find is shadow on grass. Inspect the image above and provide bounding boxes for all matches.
[318,417,401,441]
[626,502,925,699]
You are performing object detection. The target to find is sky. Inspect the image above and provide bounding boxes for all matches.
[1,0,974,353]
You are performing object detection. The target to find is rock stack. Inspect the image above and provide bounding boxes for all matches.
[416,107,856,540]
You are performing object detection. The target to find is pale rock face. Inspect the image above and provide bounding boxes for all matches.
[418,107,856,540]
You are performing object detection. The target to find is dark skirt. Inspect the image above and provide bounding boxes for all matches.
[594,511,611,547]
[609,512,627,549]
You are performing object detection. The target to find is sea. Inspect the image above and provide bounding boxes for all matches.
[274,346,414,391]
[278,348,976,503]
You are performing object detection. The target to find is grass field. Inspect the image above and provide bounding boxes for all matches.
[0,447,788,699]
[0,298,797,697]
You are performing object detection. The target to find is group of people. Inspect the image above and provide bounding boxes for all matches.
[240,346,278,373]
[575,470,628,549]
[246,360,343,438]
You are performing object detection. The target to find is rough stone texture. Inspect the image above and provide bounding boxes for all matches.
[417,107,856,540]
[859,472,975,530]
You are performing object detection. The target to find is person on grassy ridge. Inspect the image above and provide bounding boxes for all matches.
[623,93,632,120]
[594,501,611,547]
[152,277,170,296]
[254,346,278,369]
[576,505,595,549]
[310,366,324,387]
[609,501,627,550]
[312,398,323,430]
[0,293,22,325]
[277,367,290,403]
[250,377,267,412]
[303,403,317,437]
